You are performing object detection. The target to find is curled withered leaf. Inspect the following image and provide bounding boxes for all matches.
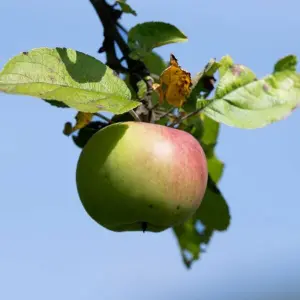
[63,112,93,136]
[153,54,192,108]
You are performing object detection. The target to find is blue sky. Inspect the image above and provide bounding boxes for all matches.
[1,1,300,299]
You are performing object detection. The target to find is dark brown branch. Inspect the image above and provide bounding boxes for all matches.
[90,0,154,122]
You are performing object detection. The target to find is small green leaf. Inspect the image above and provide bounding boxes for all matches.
[0,47,140,114]
[137,79,147,99]
[128,22,187,59]
[202,68,300,129]
[116,0,137,16]
[274,55,297,73]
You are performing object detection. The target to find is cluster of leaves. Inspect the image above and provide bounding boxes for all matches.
[1,1,300,268]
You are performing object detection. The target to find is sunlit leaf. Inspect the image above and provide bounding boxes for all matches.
[202,67,300,128]
[218,55,234,78]
[0,47,140,114]
[128,22,187,59]
[215,64,257,99]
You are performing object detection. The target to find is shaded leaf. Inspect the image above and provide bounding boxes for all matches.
[0,47,140,114]
[173,218,213,268]
[116,0,137,16]
[183,59,220,112]
[202,69,300,129]
[44,99,69,108]
[142,51,167,76]
[128,22,187,59]
[196,176,230,231]
[173,176,230,268]
[72,121,106,149]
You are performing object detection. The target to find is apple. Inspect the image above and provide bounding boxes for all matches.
[76,121,208,232]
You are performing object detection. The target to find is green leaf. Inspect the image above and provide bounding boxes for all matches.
[183,59,220,112]
[116,0,137,16]
[274,55,297,72]
[215,64,257,99]
[218,55,234,78]
[173,218,213,268]
[207,154,224,183]
[128,22,187,59]
[200,114,220,146]
[200,114,224,183]
[202,68,300,129]
[142,51,167,76]
[0,47,140,114]
[196,176,230,232]
[137,79,147,99]
[173,176,230,268]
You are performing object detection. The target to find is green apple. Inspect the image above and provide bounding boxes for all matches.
[76,121,208,232]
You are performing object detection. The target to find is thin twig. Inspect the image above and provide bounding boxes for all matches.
[158,107,175,120]
[168,104,210,128]
[129,110,141,122]
[117,22,128,34]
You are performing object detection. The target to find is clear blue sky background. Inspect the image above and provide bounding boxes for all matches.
[1,1,300,299]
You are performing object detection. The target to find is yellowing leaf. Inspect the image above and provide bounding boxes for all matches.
[154,54,192,108]
[63,112,93,136]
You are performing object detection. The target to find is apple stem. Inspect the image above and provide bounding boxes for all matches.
[141,222,148,233]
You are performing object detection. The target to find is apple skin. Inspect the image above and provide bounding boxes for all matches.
[76,121,208,232]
